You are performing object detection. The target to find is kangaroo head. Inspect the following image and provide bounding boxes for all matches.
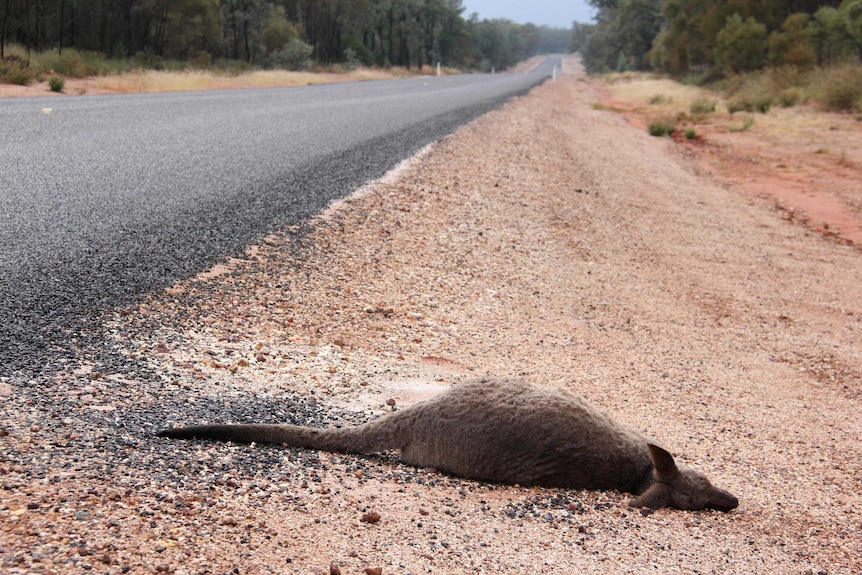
[629,443,739,512]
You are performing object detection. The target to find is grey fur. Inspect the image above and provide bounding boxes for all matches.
[157,378,738,512]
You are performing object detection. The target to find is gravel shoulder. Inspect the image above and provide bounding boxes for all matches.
[2,58,861,574]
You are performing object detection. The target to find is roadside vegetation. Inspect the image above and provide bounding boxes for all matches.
[606,64,862,140]
[572,0,862,115]
[0,0,569,88]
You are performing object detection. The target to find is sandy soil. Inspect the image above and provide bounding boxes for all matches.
[1,58,861,574]
[598,80,862,247]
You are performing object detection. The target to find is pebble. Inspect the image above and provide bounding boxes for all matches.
[361,511,381,524]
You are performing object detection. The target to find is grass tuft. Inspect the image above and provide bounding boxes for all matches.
[729,116,756,133]
[813,65,862,112]
[690,98,716,115]
[48,75,65,92]
[648,117,676,137]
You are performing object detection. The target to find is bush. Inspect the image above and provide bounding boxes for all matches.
[724,70,779,113]
[730,116,755,132]
[648,94,671,105]
[815,65,862,111]
[728,95,771,113]
[726,97,752,114]
[690,98,716,115]
[778,87,806,107]
[133,49,164,70]
[267,39,313,71]
[648,117,676,137]
[684,128,697,139]
[39,49,110,78]
[0,54,35,85]
[189,50,212,69]
[755,97,772,113]
[49,75,65,92]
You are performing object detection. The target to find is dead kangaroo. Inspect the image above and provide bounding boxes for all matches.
[157,377,738,512]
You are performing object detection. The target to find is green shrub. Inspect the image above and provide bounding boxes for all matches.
[777,87,805,107]
[49,75,65,92]
[725,71,776,113]
[266,39,313,71]
[690,98,717,115]
[648,117,676,137]
[727,97,753,114]
[816,65,862,111]
[189,50,212,69]
[39,49,110,78]
[684,128,697,139]
[0,54,36,85]
[755,97,772,113]
[133,49,164,70]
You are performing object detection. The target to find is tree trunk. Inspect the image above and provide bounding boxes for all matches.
[0,0,11,59]
[58,0,65,54]
[388,6,395,67]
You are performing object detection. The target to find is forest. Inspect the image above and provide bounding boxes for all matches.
[573,0,862,76]
[0,0,570,77]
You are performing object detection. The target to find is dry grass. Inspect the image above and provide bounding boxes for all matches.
[89,68,411,94]
[599,71,861,147]
[603,74,716,116]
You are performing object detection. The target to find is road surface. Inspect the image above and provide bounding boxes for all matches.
[0,57,557,375]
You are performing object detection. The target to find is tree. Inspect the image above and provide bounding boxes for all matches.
[840,0,862,57]
[580,0,662,72]
[809,5,857,64]
[648,0,715,74]
[768,12,815,68]
[714,13,767,73]
[261,5,295,54]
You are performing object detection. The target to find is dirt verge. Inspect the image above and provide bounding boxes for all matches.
[597,76,862,247]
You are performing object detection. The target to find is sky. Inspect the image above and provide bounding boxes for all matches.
[461,0,595,28]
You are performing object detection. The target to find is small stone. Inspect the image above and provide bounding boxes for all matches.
[639,506,654,516]
[386,398,396,407]
[360,511,381,524]
[329,562,342,575]
[364,568,382,575]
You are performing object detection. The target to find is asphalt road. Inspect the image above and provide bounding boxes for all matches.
[0,57,558,376]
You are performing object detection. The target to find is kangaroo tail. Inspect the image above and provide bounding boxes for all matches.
[157,419,398,455]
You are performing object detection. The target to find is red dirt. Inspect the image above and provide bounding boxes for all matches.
[599,87,862,247]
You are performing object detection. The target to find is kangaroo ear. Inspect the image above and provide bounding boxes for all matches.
[629,482,672,510]
[646,442,679,479]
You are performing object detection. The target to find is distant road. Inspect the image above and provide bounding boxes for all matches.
[0,57,559,375]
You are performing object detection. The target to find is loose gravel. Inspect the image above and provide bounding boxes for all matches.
[1,57,860,574]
